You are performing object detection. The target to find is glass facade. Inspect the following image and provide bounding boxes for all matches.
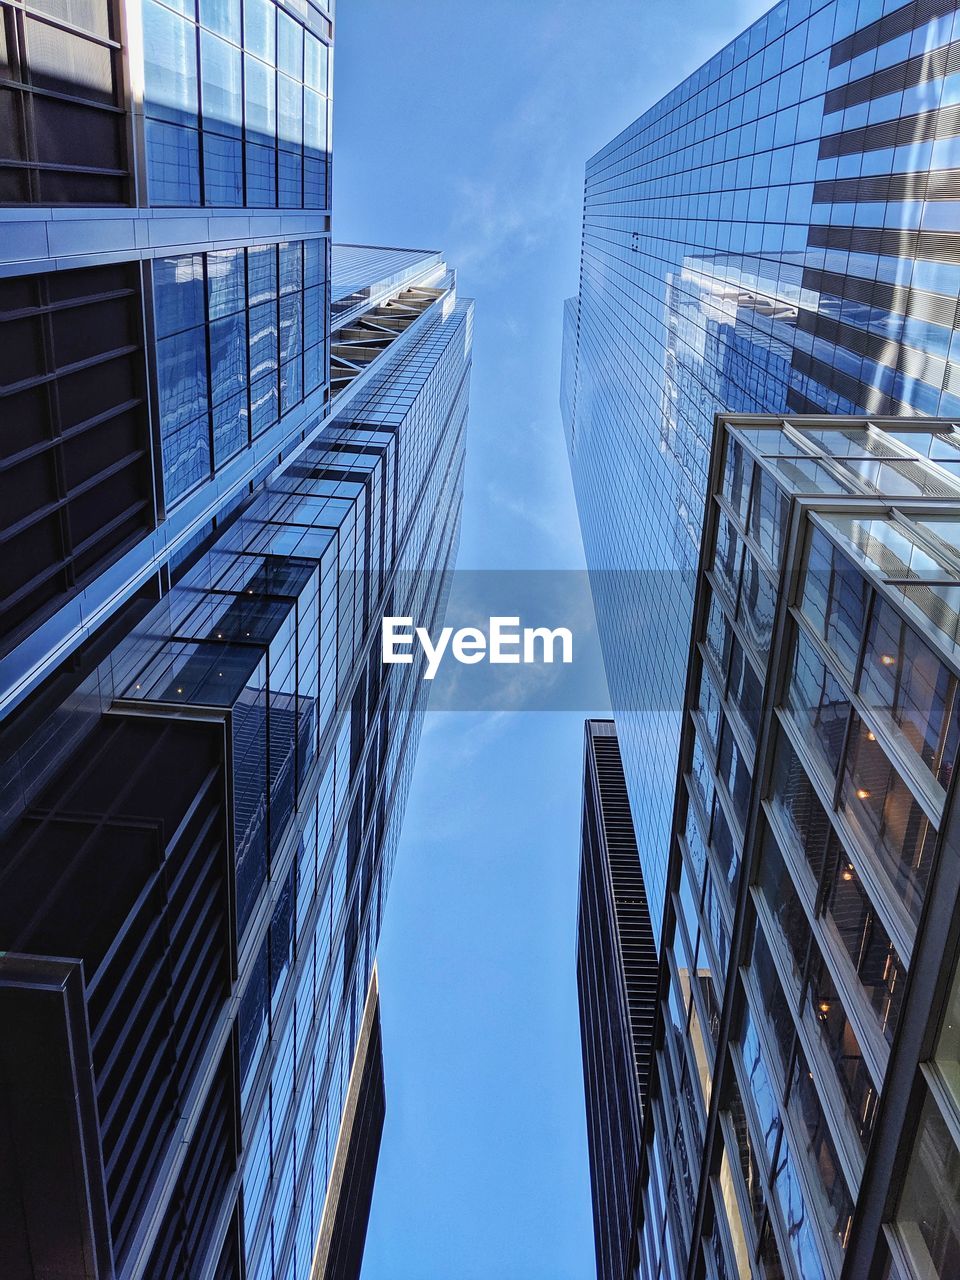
[142,0,331,208]
[564,9,960,1277]
[564,0,960,930]
[0,253,472,1280]
[0,1,474,1277]
[596,413,960,1280]
[153,238,329,505]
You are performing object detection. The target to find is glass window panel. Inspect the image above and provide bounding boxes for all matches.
[895,1092,960,1278]
[801,527,869,676]
[201,30,242,134]
[145,118,200,205]
[935,949,960,1110]
[243,0,274,63]
[807,949,879,1147]
[303,87,327,154]
[860,596,960,801]
[208,247,246,318]
[768,728,831,887]
[277,8,302,78]
[783,625,850,779]
[210,312,247,404]
[771,1131,827,1280]
[213,390,247,466]
[705,587,733,678]
[143,0,198,124]
[238,936,268,1107]
[785,1045,854,1256]
[279,148,302,207]
[270,865,294,1016]
[710,789,741,897]
[840,716,936,926]
[157,327,208,432]
[280,357,302,413]
[245,141,276,206]
[713,512,743,609]
[245,54,276,142]
[749,921,796,1075]
[822,846,906,1047]
[737,547,776,653]
[725,1075,765,1233]
[304,155,327,208]
[728,638,762,747]
[248,243,278,303]
[200,0,240,41]
[162,413,209,505]
[757,824,809,989]
[153,253,204,338]
[738,1002,781,1165]
[203,131,242,205]
[278,73,302,147]
[722,433,752,521]
[304,31,327,95]
[251,370,278,436]
[248,299,278,378]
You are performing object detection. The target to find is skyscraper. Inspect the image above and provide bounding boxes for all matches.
[562,0,960,928]
[562,3,960,1279]
[0,3,474,1275]
[576,720,658,1280]
[648,411,960,1280]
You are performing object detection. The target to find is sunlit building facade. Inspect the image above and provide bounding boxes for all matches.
[562,3,960,1280]
[0,2,474,1276]
[563,0,960,924]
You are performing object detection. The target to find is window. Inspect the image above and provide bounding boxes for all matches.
[840,716,936,926]
[0,0,129,204]
[783,625,850,779]
[142,0,331,208]
[801,527,869,676]
[896,1092,960,1278]
[859,596,960,803]
[0,264,153,653]
[152,239,327,507]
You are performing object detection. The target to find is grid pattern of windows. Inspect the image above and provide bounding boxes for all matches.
[0,262,153,654]
[0,233,469,1279]
[153,236,329,507]
[565,0,960,948]
[565,10,960,1277]
[641,415,960,1280]
[142,0,330,207]
[0,0,129,204]
[118,287,471,1280]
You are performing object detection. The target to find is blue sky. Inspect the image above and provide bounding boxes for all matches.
[333,3,770,1276]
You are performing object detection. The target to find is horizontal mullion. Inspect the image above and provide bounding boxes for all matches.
[0,289,138,326]
[0,399,144,473]
[1,342,140,398]
[0,74,124,114]
[1,0,122,50]
[0,449,148,542]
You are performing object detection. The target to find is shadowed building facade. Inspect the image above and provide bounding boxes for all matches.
[577,720,658,1280]
[0,2,474,1275]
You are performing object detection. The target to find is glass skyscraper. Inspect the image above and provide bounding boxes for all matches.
[563,0,960,923]
[561,2,960,1279]
[654,412,960,1280]
[0,3,474,1277]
